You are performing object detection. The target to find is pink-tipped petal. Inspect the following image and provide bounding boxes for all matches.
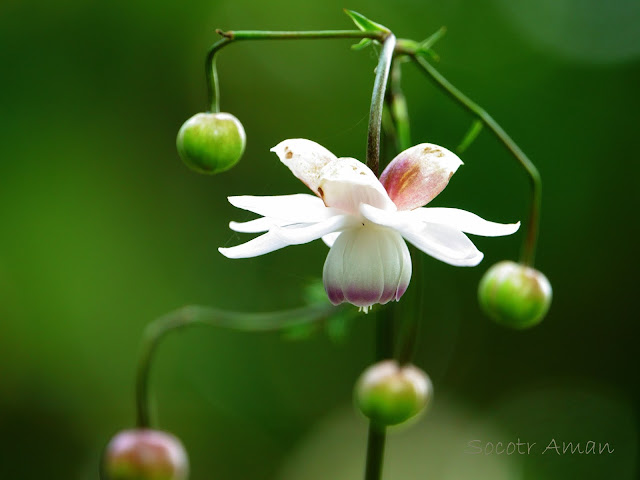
[317,158,396,214]
[322,227,411,308]
[380,143,463,210]
[271,139,337,195]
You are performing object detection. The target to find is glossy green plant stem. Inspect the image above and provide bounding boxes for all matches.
[410,54,541,266]
[457,119,484,154]
[364,307,394,480]
[205,30,385,113]
[366,34,396,176]
[218,29,384,41]
[135,303,337,428]
[365,425,387,480]
[383,68,421,367]
[205,38,231,113]
[362,38,399,472]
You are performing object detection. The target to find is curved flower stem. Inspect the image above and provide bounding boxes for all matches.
[135,303,338,428]
[409,54,541,267]
[366,34,396,176]
[205,29,385,114]
[205,38,232,113]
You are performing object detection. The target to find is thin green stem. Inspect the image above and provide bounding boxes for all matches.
[366,34,396,176]
[205,38,231,113]
[381,88,420,366]
[457,119,484,154]
[365,425,387,480]
[362,54,402,471]
[410,54,541,266]
[135,303,337,428]
[218,29,385,41]
[362,307,394,480]
[205,29,385,114]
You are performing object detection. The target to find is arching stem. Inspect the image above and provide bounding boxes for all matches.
[366,34,396,176]
[409,54,541,266]
[205,29,385,114]
[135,303,338,428]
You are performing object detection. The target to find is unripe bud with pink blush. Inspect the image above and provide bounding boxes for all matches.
[102,429,189,480]
[478,260,552,329]
[355,360,432,427]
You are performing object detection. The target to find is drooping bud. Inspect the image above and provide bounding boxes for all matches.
[102,429,189,480]
[478,260,552,329]
[176,112,245,174]
[355,360,432,427]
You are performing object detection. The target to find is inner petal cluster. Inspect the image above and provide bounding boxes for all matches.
[323,225,411,311]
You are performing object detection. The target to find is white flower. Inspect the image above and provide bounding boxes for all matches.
[219,139,519,312]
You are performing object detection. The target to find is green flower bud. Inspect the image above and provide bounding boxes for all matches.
[102,429,189,480]
[478,260,552,329]
[176,112,246,174]
[355,360,432,427]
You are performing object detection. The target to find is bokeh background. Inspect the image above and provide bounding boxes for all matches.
[1,0,639,478]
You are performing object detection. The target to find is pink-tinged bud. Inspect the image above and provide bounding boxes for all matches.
[380,143,463,211]
[478,260,552,329]
[102,429,189,480]
[355,360,432,427]
[176,112,245,174]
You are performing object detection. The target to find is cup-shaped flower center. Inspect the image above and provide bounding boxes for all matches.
[323,224,412,311]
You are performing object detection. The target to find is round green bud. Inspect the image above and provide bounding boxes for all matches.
[176,112,246,174]
[102,429,189,480]
[355,360,432,427]
[478,260,552,329]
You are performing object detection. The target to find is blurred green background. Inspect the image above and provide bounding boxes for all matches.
[1,0,638,478]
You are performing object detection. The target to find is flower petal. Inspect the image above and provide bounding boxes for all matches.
[230,217,290,233]
[222,214,351,259]
[270,215,354,245]
[317,157,396,214]
[398,223,484,267]
[219,231,292,259]
[323,226,411,308]
[271,139,337,195]
[360,203,410,229]
[228,194,331,222]
[361,203,520,239]
[380,143,463,210]
[322,232,341,248]
[409,208,520,237]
